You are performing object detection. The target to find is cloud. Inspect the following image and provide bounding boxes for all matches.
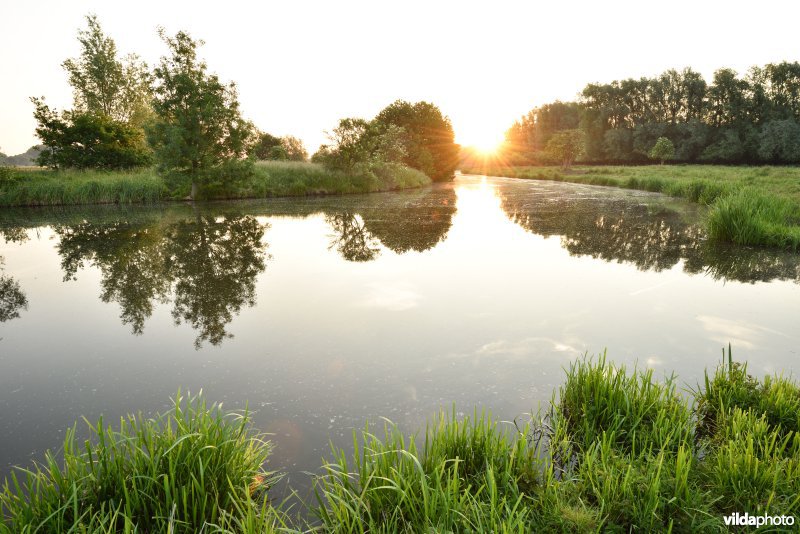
[357,282,422,312]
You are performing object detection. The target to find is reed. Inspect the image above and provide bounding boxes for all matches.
[0,391,283,533]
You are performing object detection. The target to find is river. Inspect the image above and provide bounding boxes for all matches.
[1,174,799,499]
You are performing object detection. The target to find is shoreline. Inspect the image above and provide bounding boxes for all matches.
[460,164,800,250]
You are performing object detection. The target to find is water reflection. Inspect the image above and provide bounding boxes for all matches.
[326,212,381,262]
[498,185,800,284]
[0,268,27,323]
[55,213,268,348]
[0,229,28,323]
[0,186,457,346]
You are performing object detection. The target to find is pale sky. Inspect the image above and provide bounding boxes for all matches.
[1,0,799,155]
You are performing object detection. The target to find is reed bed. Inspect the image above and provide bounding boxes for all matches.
[0,161,431,207]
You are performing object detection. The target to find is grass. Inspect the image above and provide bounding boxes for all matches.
[0,161,431,207]
[461,164,800,250]
[4,352,800,532]
[0,391,286,533]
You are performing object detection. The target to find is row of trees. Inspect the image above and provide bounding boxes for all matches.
[32,15,460,197]
[312,100,459,181]
[31,16,312,198]
[502,64,800,165]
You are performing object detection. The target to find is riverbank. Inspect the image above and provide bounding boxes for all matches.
[461,164,800,250]
[3,352,797,532]
[0,161,432,207]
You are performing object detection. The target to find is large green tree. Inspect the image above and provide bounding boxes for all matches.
[374,100,459,181]
[148,30,255,199]
[62,14,152,127]
[31,14,153,170]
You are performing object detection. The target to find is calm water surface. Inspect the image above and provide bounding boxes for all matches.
[1,175,799,496]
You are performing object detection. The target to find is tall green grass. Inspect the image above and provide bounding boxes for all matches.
[313,410,539,532]
[463,164,800,250]
[5,354,800,532]
[0,161,431,207]
[247,160,430,198]
[708,188,800,250]
[0,168,165,206]
[0,392,285,533]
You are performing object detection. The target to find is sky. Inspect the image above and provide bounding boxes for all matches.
[1,0,799,156]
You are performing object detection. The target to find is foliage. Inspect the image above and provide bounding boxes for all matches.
[373,100,459,181]
[148,29,255,199]
[31,15,153,171]
[545,129,584,169]
[61,14,153,127]
[501,61,800,165]
[649,136,676,164]
[317,118,408,173]
[250,131,283,160]
[280,135,308,161]
[31,100,152,170]
[0,263,28,322]
[0,392,283,533]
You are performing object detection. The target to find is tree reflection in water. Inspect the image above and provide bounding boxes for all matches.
[326,212,381,262]
[55,214,268,348]
[499,191,800,285]
[324,185,457,261]
[0,229,29,323]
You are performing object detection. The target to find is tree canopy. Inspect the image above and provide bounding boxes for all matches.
[501,62,800,165]
[373,100,459,181]
[148,30,255,199]
[61,14,152,126]
[31,15,153,170]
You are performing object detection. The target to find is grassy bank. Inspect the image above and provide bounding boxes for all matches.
[0,161,431,207]
[462,164,800,250]
[4,352,799,532]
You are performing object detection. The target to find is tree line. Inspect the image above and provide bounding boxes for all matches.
[500,64,800,165]
[26,15,459,200]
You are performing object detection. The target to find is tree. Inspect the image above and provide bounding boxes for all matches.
[373,100,459,181]
[31,14,153,170]
[758,119,800,163]
[321,118,371,171]
[250,132,284,160]
[281,135,308,161]
[545,130,584,169]
[32,99,152,169]
[250,133,308,161]
[649,137,675,164]
[62,14,152,126]
[148,30,255,199]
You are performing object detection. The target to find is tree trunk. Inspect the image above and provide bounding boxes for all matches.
[190,181,198,201]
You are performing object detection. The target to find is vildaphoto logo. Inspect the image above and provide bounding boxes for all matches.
[723,512,795,528]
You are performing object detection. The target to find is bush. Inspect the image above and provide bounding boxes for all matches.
[32,102,152,170]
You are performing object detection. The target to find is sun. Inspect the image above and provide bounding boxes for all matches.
[456,123,505,155]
